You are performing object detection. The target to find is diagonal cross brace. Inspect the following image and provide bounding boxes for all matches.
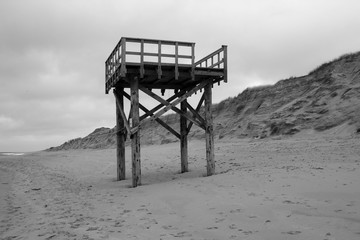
[139,85,192,121]
[120,89,181,139]
[182,100,205,127]
[144,80,209,126]
[187,92,205,133]
[139,83,207,130]
[139,86,203,129]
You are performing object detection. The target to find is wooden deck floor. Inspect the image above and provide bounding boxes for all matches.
[105,62,226,93]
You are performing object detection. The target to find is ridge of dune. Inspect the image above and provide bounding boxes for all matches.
[48,51,360,151]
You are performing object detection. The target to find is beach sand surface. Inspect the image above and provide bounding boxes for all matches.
[1,134,360,240]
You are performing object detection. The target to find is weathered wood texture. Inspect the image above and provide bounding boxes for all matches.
[114,88,126,180]
[187,93,205,133]
[114,90,131,135]
[121,89,180,139]
[180,100,188,173]
[106,38,227,187]
[204,82,215,176]
[131,77,141,187]
[105,37,227,94]
[139,86,205,130]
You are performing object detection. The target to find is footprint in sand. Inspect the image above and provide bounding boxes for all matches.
[230,208,242,213]
[243,230,253,235]
[162,225,178,230]
[282,230,301,235]
[229,224,237,229]
[206,226,218,230]
[171,231,192,237]
[114,219,125,227]
[137,207,149,212]
[120,209,131,215]
[215,218,225,223]
[86,226,100,231]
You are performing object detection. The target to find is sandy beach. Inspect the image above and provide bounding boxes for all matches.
[0,168,12,227]
[1,134,359,240]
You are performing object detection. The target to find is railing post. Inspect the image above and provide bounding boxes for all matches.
[120,38,127,77]
[175,42,179,80]
[222,45,228,83]
[157,41,162,79]
[140,39,144,78]
[105,61,108,94]
[191,43,195,80]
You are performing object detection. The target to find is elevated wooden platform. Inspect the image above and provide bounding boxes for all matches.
[105,37,227,93]
[105,37,228,187]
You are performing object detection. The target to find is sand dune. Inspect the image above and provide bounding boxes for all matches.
[1,134,360,239]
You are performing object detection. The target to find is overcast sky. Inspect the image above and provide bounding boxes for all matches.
[1,0,360,152]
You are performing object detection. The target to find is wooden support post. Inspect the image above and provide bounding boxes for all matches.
[180,100,188,173]
[114,88,126,180]
[204,81,215,176]
[131,77,141,187]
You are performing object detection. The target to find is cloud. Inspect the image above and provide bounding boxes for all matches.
[1,0,360,151]
[0,115,23,131]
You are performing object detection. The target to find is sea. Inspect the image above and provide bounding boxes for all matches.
[0,152,25,156]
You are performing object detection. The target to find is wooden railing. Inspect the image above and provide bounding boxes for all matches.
[194,45,227,68]
[105,37,195,83]
[194,45,227,82]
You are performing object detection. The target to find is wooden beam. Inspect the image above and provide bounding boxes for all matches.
[120,90,181,139]
[148,113,181,139]
[187,92,205,133]
[125,51,192,59]
[180,100,188,173]
[139,86,205,130]
[182,100,205,127]
[130,77,141,187]
[204,82,215,176]
[139,87,188,121]
[139,86,181,112]
[121,37,194,47]
[114,88,126,181]
[208,59,224,68]
[113,90,131,138]
[147,81,207,124]
[194,70,224,76]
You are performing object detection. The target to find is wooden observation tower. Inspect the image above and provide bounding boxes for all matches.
[105,37,227,187]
